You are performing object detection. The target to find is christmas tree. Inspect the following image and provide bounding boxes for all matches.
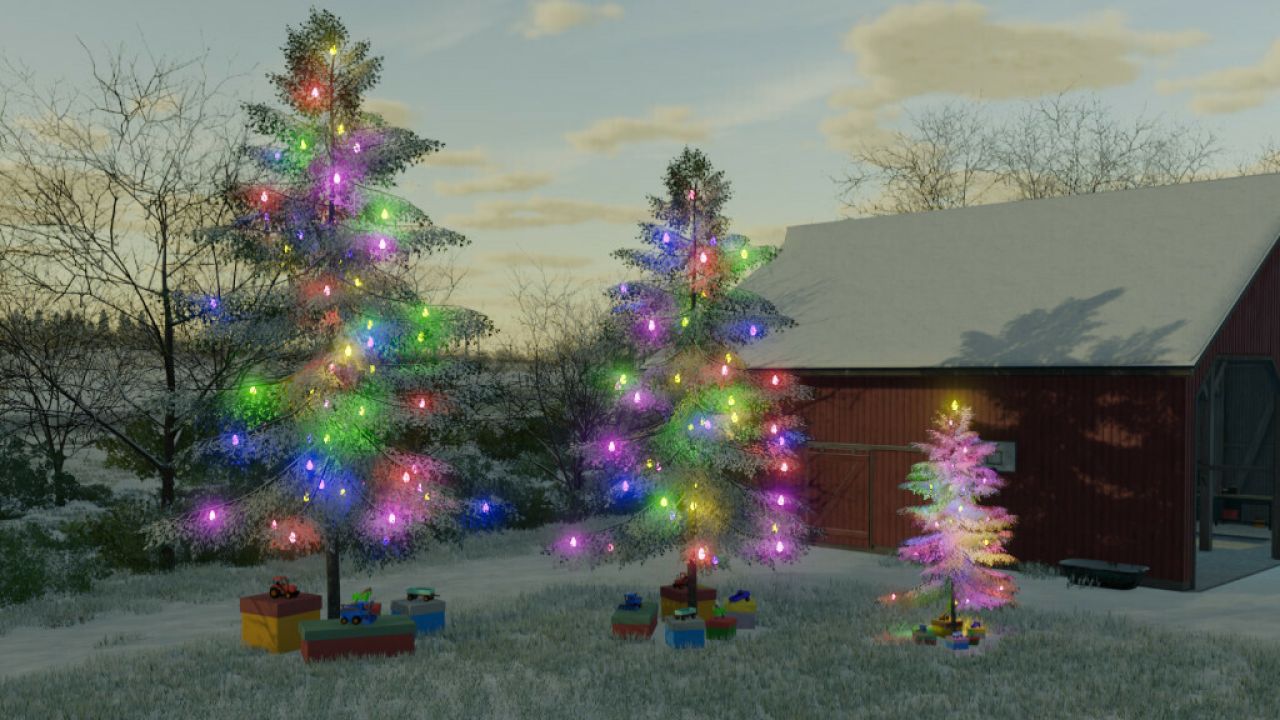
[883,401,1017,630]
[550,148,811,608]
[162,10,484,617]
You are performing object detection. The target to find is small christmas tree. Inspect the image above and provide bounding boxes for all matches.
[157,10,488,617]
[884,401,1017,630]
[549,148,811,609]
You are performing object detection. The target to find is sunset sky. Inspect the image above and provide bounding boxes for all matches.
[4,1,1280,337]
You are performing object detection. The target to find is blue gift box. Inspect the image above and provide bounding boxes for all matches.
[663,617,705,649]
[390,598,446,635]
[943,632,970,651]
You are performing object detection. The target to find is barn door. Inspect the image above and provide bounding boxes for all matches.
[803,447,870,548]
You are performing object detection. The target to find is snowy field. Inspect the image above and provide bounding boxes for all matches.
[1,529,1279,719]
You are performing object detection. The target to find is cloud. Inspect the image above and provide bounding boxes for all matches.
[823,2,1207,152]
[1157,40,1280,114]
[521,1,623,39]
[445,196,645,229]
[422,147,493,167]
[434,172,553,196]
[364,98,417,128]
[567,106,710,154]
[483,251,595,270]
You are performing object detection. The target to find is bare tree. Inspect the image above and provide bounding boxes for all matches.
[838,103,997,216]
[1242,140,1280,175]
[498,267,623,520]
[0,47,288,566]
[992,93,1220,199]
[838,93,1222,215]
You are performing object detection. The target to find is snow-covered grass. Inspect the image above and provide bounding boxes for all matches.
[0,523,585,637]
[2,576,1277,720]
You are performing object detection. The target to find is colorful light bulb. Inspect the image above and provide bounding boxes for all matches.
[741,248,749,259]
[697,547,706,561]
[260,191,268,203]
[418,398,426,409]
[681,316,689,327]
[421,307,429,317]
[770,423,778,434]
[777,495,786,507]
[353,142,361,153]
[310,86,320,98]
[306,459,314,471]
[332,172,341,185]
[771,522,779,533]
[231,434,240,446]
[482,502,490,514]
[318,480,325,490]
[607,543,614,552]
[337,123,345,135]
[323,285,331,296]
[647,319,656,332]
[402,472,410,483]
[621,480,630,492]
[329,45,337,56]
[381,208,389,220]
[699,252,708,263]
[674,373,681,384]
[607,441,616,453]
[771,374,780,386]
[249,386,257,395]
[300,138,307,150]
[775,540,784,553]
[781,462,790,473]
[633,391,641,404]
[749,325,758,337]
[289,531,297,544]
[366,337,373,348]
[271,519,278,529]
[721,364,729,376]
[208,510,216,521]
[378,238,387,250]
[569,536,578,548]
[388,512,396,524]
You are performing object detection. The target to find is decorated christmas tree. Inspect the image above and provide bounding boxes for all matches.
[883,401,1017,631]
[550,148,811,608]
[159,10,486,617]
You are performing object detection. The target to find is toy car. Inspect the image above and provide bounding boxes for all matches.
[673,607,697,620]
[339,601,378,626]
[671,572,690,588]
[729,589,750,603]
[268,575,300,599]
[619,593,643,609]
[407,587,438,601]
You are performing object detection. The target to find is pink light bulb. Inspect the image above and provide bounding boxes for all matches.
[231,434,240,447]
[569,536,578,548]
[775,540,784,553]
[607,441,617,453]
[749,325,758,337]
[482,502,490,514]
[721,364,729,376]
[332,172,341,185]
[662,232,670,243]
[647,319,656,332]
[366,337,373,348]
[688,189,696,200]
[310,86,320,98]
[781,462,790,472]
[208,510,216,521]
[771,374,780,386]
[378,238,387,250]
[289,531,297,544]
[353,142,361,153]
[607,543,615,552]
[621,480,630,492]
[388,512,396,525]
[259,191,268,203]
[323,285,331,297]
[699,252,708,263]
[770,423,779,434]
[697,547,706,561]
[777,495,786,507]
[271,519,278,529]
[318,479,325,489]
[402,472,410,483]
[633,391,641,404]
[418,398,426,409]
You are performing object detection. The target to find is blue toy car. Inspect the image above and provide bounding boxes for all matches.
[729,589,751,603]
[339,601,378,626]
[619,593,643,609]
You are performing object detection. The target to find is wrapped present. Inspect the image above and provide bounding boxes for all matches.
[659,584,717,620]
[706,615,737,641]
[611,595,658,640]
[725,590,757,630]
[390,597,446,635]
[965,621,986,646]
[664,615,705,649]
[943,631,970,651]
[239,592,322,654]
[298,615,416,662]
[912,625,937,645]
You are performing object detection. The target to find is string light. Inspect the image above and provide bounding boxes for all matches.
[289,531,297,544]
[208,510,217,521]
[771,374,780,386]
[329,45,337,56]
[382,208,390,220]
[310,86,320,99]
[260,191,269,203]
[659,496,669,507]
[569,536,578,548]
[388,512,396,525]
[402,472,410,483]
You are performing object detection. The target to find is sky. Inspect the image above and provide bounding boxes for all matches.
[3,0,1280,338]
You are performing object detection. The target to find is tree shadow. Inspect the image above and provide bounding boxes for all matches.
[938,289,1190,582]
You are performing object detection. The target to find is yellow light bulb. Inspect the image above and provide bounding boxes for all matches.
[728,396,735,406]
[354,277,362,287]
[366,319,373,330]
[358,406,365,416]
[323,434,331,444]
[283,244,291,254]
[673,373,681,384]
[300,139,307,150]
[337,123,345,135]
[344,345,352,357]
[740,249,748,259]
[421,307,430,317]
[369,364,376,374]
[329,45,337,56]
[690,502,697,511]
[772,523,779,533]
[382,208,390,220]
[731,412,739,423]
[249,386,257,395]
[725,353,732,363]
[951,400,959,411]
[659,496,669,507]
[340,488,346,496]
[681,317,689,327]
[417,332,425,343]
[619,374,627,385]
[687,423,694,431]
[303,493,310,502]
[424,493,430,501]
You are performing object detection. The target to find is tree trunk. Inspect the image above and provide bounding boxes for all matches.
[158,463,177,570]
[949,580,957,627]
[326,538,342,620]
[51,450,68,506]
[686,559,697,610]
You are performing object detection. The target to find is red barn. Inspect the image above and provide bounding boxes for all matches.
[740,174,1280,590]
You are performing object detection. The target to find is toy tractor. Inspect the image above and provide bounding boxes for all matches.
[268,576,300,599]
[406,587,438,602]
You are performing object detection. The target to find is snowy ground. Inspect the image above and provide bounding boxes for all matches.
[3,536,1280,684]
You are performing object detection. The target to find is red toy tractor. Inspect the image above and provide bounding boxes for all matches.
[268,575,300,599]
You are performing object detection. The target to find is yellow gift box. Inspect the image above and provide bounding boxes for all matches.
[240,593,322,653]
[659,585,717,620]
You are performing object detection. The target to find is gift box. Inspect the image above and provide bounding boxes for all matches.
[664,617,706,649]
[943,632,970,651]
[965,622,986,646]
[390,597,446,635]
[298,615,416,662]
[611,602,659,640]
[912,625,937,645]
[239,592,322,654]
[705,615,737,641]
[725,595,757,630]
[659,584,716,620]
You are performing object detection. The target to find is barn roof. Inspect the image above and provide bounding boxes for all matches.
[739,173,1280,369]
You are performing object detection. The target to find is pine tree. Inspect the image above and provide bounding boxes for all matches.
[550,148,811,608]
[163,10,481,617]
[884,401,1017,629]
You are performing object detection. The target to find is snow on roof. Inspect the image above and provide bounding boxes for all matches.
[739,173,1280,369]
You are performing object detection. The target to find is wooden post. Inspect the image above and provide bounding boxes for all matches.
[325,538,341,620]
[686,559,697,610]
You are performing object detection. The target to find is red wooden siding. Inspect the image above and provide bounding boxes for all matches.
[796,373,1190,586]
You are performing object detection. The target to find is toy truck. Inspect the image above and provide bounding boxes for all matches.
[339,587,378,625]
[268,576,300,599]
[406,587,438,602]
